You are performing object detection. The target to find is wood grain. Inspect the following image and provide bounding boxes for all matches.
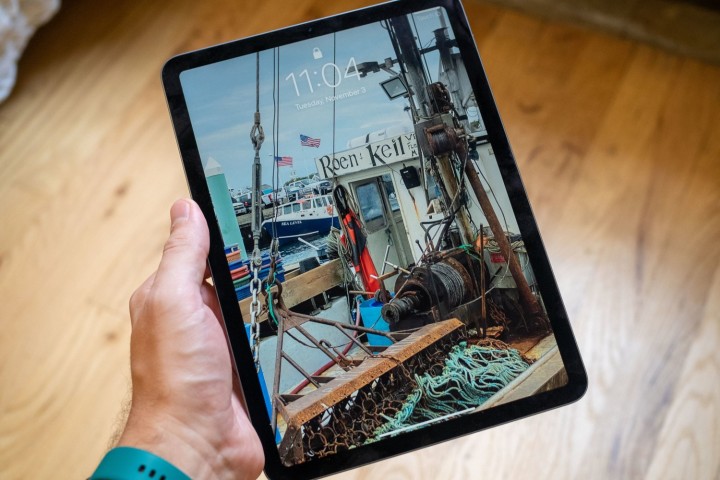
[481,0,720,65]
[0,0,718,479]
[238,259,344,322]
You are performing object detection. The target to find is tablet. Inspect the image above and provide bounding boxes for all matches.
[162,1,587,478]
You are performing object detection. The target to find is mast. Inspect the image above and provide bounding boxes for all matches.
[388,15,474,245]
[386,16,431,118]
[391,11,547,327]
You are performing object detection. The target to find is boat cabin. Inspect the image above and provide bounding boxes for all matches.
[315,131,523,287]
[276,194,333,217]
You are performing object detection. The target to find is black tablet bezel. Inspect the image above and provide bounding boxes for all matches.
[162,1,587,478]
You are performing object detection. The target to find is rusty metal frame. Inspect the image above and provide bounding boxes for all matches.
[268,285,402,432]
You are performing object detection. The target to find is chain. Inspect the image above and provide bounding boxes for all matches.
[487,297,510,330]
[249,51,265,372]
[249,265,262,370]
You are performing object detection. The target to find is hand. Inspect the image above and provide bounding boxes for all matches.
[119,199,264,480]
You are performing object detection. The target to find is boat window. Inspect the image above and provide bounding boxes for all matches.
[317,197,327,206]
[355,181,386,233]
[327,196,333,205]
[381,174,401,212]
[293,203,301,213]
[283,205,292,215]
[301,200,311,210]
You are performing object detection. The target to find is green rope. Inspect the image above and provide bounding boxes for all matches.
[458,244,485,263]
[370,341,529,439]
[265,275,279,326]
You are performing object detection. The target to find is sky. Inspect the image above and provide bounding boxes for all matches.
[180,7,455,192]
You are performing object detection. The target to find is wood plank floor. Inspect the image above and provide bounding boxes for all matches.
[1,0,718,478]
[484,0,720,65]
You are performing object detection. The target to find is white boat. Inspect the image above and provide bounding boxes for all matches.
[261,194,340,245]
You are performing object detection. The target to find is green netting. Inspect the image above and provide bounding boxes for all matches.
[370,341,529,439]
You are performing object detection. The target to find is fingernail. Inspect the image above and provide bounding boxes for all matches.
[171,199,190,227]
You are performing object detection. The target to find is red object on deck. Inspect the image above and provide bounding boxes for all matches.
[333,184,381,295]
[342,211,381,293]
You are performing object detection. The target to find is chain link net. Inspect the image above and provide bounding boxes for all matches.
[286,337,453,464]
[279,329,531,465]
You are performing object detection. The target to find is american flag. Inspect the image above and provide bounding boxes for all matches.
[300,134,321,148]
[274,156,293,166]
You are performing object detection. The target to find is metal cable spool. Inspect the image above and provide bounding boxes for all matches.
[425,124,455,156]
[430,261,465,308]
[381,257,471,325]
[424,122,468,167]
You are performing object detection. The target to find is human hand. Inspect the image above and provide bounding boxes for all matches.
[118,199,264,480]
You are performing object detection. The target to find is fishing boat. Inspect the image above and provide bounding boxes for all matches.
[231,8,567,467]
[261,194,340,245]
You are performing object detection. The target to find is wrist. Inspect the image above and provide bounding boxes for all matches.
[91,447,191,480]
[118,410,226,480]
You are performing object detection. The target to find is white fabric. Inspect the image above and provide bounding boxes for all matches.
[0,0,60,103]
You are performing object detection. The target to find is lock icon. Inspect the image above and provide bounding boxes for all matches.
[312,47,323,60]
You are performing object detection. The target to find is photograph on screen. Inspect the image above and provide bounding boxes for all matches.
[180,6,567,467]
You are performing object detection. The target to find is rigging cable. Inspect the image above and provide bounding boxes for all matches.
[410,12,434,84]
[270,48,278,242]
[272,47,281,248]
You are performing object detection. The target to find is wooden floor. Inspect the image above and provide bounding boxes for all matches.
[1,0,718,478]
[485,0,720,64]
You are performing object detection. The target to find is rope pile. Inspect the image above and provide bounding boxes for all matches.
[370,341,529,439]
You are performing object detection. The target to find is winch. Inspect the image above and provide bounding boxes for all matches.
[381,248,484,331]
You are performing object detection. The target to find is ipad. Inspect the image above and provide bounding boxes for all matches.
[162,0,587,478]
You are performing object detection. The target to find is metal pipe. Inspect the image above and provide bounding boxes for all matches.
[480,226,487,337]
[331,323,374,356]
[380,244,391,275]
[293,323,350,371]
[288,310,397,340]
[436,153,474,245]
[463,161,548,327]
[270,312,285,432]
[281,352,320,388]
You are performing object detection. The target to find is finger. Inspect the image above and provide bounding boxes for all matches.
[129,271,157,326]
[154,199,210,290]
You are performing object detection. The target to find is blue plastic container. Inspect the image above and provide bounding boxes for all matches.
[359,299,392,346]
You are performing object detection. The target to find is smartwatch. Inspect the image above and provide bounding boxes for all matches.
[89,446,191,480]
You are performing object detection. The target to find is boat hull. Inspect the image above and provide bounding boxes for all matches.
[263,216,340,245]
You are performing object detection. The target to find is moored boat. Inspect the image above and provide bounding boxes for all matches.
[261,194,339,245]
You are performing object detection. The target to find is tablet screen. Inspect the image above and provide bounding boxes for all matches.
[174,3,576,470]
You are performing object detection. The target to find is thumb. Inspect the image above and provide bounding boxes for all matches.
[154,199,210,288]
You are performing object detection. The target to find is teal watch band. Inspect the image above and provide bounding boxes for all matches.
[90,446,191,480]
